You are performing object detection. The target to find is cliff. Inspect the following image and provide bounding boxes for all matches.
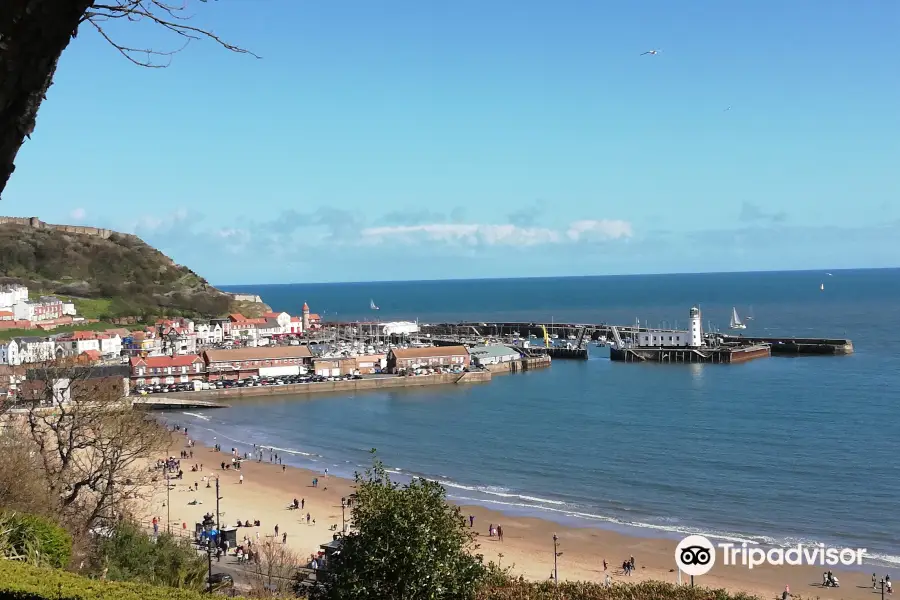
[0,219,245,319]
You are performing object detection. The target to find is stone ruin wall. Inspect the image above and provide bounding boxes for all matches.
[0,216,114,239]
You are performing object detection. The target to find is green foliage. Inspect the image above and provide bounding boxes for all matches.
[0,321,118,341]
[0,512,72,569]
[0,560,249,600]
[312,450,487,600]
[0,224,233,319]
[476,580,764,600]
[89,521,208,591]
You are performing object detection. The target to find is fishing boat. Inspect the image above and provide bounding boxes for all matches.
[370,299,379,310]
[729,307,747,330]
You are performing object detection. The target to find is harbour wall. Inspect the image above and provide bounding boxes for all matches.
[610,344,771,364]
[485,355,551,374]
[157,372,492,403]
[718,335,854,355]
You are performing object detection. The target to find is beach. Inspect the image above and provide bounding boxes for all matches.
[140,435,886,600]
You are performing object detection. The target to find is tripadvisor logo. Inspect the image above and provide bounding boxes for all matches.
[675,535,867,574]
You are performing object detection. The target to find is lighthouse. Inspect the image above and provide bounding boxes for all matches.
[302,302,310,332]
[689,306,703,347]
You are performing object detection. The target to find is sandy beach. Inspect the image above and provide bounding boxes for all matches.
[139,435,888,600]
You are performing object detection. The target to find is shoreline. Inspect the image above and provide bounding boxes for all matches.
[141,436,887,600]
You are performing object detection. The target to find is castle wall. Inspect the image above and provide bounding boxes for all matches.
[0,217,112,239]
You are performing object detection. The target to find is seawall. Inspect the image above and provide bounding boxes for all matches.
[485,356,552,374]
[168,372,492,402]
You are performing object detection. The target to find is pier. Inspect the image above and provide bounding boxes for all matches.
[717,335,853,355]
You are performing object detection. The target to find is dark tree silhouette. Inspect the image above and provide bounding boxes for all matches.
[0,0,255,198]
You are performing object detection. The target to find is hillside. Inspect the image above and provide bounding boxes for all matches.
[0,221,263,320]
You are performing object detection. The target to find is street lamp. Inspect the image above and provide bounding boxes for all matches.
[165,473,171,534]
[880,578,885,600]
[552,533,561,584]
[206,537,215,594]
[341,497,346,533]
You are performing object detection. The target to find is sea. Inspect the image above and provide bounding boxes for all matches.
[161,269,900,567]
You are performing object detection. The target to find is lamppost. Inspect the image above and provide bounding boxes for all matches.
[202,514,215,593]
[552,533,561,584]
[880,578,885,600]
[165,472,171,534]
[340,497,346,533]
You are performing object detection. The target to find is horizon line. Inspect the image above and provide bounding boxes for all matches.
[214,265,899,288]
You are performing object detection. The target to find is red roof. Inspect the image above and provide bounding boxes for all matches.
[263,312,283,318]
[308,313,321,321]
[0,311,13,317]
[302,303,309,310]
[80,350,101,361]
[290,316,302,322]
[228,314,247,323]
[130,354,203,369]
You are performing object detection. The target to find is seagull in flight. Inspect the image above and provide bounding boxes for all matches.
[724,106,732,112]
[640,50,660,56]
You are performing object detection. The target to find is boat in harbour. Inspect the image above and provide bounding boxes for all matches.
[370,299,380,310]
[729,307,747,330]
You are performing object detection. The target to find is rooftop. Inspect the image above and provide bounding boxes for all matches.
[203,346,313,363]
[390,345,469,359]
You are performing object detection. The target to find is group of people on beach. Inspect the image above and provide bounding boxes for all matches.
[488,524,504,540]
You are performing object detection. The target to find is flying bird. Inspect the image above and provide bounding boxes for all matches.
[640,50,659,56]
[724,106,732,112]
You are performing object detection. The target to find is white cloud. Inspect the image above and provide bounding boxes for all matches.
[566,219,633,241]
[69,208,86,222]
[361,220,633,246]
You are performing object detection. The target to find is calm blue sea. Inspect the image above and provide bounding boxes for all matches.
[163,269,900,566]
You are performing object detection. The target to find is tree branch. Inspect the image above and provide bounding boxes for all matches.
[83,0,259,68]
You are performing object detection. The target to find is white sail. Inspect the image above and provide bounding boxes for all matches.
[729,307,746,329]
[370,299,379,310]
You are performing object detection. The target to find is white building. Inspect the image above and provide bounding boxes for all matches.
[13,301,34,322]
[381,321,419,336]
[62,302,76,316]
[0,339,20,366]
[14,337,56,363]
[0,285,28,310]
[99,334,122,357]
[257,318,284,338]
[469,344,521,366]
[636,306,704,348]
[195,323,224,346]
[264,312,291,331]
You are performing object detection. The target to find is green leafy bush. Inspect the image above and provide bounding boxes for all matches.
[0,512,72,568]
[0,560,248,600]
[89,521,208,590]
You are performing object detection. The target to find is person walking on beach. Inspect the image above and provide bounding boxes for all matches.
[282,532,287,544]
[497,525,503,542]
[603,559,607,571]
[301,498,305,509]
[275,524,279,537]
[282,465,286,473]
[469,515,474,528]
[488,524,493,537]
[875,574,879,589]
[306,513,311,525]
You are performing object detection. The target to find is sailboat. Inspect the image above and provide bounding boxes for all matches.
[370,299,380,310]
[820,283,824,291]
[745,306,754,321]
[729,307,747,330]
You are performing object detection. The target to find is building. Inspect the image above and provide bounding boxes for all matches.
[263,312,291,331]
[210,318,232,339]
[0,285,28,310]
[301,303,310,331]
[130,355,206,386]
[0,310,13,321]
[469,344,521,366]
[14,337,56,363]
[288,316,303,335]
[354,354,386,374]
[0,339,19,365]
[55,331,100,356]
[195,322,224,346]
[386,346,470,373]
[203,346,314,381]
[635,307,704,348]
[228,314,265,341]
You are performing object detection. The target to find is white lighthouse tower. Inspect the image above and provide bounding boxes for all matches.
[689,306,703,347]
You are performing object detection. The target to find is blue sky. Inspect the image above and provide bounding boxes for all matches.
[4,0,899,284]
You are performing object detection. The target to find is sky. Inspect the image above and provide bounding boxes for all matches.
[4,0,899,284]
